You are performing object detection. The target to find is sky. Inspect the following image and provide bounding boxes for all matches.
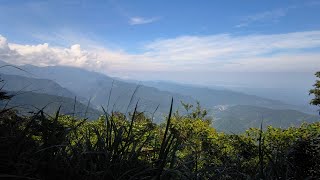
[0,0,320,86]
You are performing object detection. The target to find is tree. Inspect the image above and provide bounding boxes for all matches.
[180,101,210,121]
[309,71,320,107]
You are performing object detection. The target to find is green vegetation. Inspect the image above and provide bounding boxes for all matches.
[310,71,320,107]
[1,96,320,179]
[0,71,320,179]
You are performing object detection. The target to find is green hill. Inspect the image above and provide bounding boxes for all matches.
[0,73,78,98]
[213,105,319,133]
[0,91,101,119]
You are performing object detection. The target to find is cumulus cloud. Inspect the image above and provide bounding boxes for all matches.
[0,35,130,72]
[0,30,320,78]
[0,36,11,52]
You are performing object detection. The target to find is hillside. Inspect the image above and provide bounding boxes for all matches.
[1,61,318,129]
[0,91,101,119]
[213,105,319,133]
[0,61,290,110]
[142,81,309,111]
[0,61,195,121]
[0,73,77,99]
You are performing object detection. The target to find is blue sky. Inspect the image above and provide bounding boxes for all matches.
[0,0,320,83]
[1,0,320,46]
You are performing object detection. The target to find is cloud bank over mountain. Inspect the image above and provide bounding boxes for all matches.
[1,30,320,78]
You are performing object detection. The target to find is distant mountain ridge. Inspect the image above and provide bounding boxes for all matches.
[1,60,290,110]
[0,60,318,131]
[0,73,77,99]
[141,81,308,112]
[0,91,101,119]
[0,61,196,121]
[212,105,319,133]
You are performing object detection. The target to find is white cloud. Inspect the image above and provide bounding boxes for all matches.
[0,36,10,53]
[129,16,159,25]
[0,30,320,79]
[0,35,132,71]
[142,31,320,63]
[236,8,291,28]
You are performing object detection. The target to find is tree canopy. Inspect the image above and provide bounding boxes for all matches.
[310,71,320,107]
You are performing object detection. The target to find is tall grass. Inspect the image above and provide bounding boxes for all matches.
[1,89,320,179]
[0,92,183,179]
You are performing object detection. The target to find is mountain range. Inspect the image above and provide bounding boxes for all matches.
[0,60,318,132]
[0,91,100,119]
[212,105,318,133]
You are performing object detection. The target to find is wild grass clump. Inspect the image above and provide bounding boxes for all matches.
[1,91,320,179]
[0,96,186,179]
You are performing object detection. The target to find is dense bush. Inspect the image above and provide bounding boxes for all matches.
[1,97,320,180]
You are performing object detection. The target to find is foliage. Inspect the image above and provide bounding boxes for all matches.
[310,71,320,107]
[1,89,320,179]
